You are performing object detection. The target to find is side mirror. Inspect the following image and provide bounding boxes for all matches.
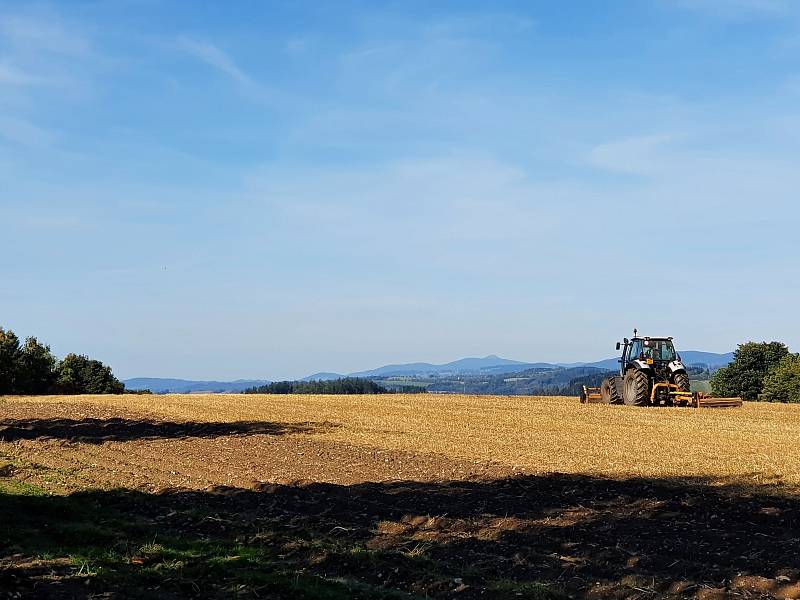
[624,338,629,344]
[616,342,621,350]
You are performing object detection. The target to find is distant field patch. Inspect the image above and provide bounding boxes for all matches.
[690,379,712,393]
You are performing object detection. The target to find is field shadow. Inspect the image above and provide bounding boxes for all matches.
[1,473,799,598]
[0,417,335,444]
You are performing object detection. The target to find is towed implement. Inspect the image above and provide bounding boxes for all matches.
[579,330,742,408]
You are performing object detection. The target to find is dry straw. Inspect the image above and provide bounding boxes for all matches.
[4,394,800,490]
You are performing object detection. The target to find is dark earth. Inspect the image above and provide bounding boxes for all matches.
[1,402,799,599]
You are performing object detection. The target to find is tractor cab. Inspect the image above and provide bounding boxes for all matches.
[622,337,678,369]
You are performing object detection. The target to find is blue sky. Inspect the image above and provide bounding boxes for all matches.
[2,0,799,380]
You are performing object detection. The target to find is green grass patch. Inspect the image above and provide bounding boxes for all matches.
[0,482,429,599]
[0,478,50,497]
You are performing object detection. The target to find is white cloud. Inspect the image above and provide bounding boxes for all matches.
[667,0,794,18]
[0,62,46,86]
[178,36,255,88]
[0,13,89,55]
[0,115,55,147]
[0,11,95,95]
[588,134,678,175]
[239,153,597,275]
[285,37,309,54]
[176,35,298,106]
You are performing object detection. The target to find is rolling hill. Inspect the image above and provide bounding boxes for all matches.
[123,378,270,394]
[349,355,554,378]
[125,351,734,394]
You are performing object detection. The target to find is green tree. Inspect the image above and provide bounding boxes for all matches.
[244,378,390,394]
[0,327,22,394]
[55,353,125,395]
[711,341,789,400]
[15,337,57,394]
[762,354,800,403]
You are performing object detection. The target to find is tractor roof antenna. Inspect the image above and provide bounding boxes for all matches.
[633,328,638,338]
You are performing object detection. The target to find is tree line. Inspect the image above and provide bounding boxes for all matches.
[711,341,800,402]
[0,326,124,395]
[243,378,390,395]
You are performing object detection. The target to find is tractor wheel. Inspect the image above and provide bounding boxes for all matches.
[623,369,649,406]
[600,378,614,404]
[609,376,624,404]
[674,372,691,406]
[674,372,690,392]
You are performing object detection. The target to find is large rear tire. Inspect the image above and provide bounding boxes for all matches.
[600,378,614,404]
[610,375,624,405]
[600,377,620,404]
[674,372,690,392]
[674,372,691,406]
[623,369,649,406]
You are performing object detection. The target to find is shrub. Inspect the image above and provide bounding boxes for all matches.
[710,341,789,400]
[55,353,125,394]
[762,354,800,403]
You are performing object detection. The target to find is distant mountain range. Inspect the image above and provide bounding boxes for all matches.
[348,354,556,378]
[302,351,734,380]
[567,350,735,372]
[300,372,349,382]
[122,378,269,394]
[125,351,735,392]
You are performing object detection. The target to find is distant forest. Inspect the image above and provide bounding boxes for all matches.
[243,378,392,395]
[388,366,613,396]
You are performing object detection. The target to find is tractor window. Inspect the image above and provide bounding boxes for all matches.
[627,340,642,362]
[648,340,676,362]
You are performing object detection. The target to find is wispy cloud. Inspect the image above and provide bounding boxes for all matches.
[0,62,46,86]
[178,36,256,88]
[242,154,576,268]
[176,35,305,109]
[588,134,679,175]
[0,10,93,91]
[0,13,89,55]
[667,0,795,18]
[0,115,56,147]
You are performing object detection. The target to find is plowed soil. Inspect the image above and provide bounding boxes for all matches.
[1,395,800,600]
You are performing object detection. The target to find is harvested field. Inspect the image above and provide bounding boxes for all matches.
[3,394,800,489]
[1,394,800,599]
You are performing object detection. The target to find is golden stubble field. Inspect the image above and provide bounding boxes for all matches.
[3,393,799,491]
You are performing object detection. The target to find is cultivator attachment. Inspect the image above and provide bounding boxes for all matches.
[691,393,743,409]
[580,385,742,408]
[579,386,603,403]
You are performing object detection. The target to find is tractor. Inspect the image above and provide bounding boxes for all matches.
[586,330,691,406]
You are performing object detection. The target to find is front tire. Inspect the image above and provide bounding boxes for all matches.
[623,369,649,406]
